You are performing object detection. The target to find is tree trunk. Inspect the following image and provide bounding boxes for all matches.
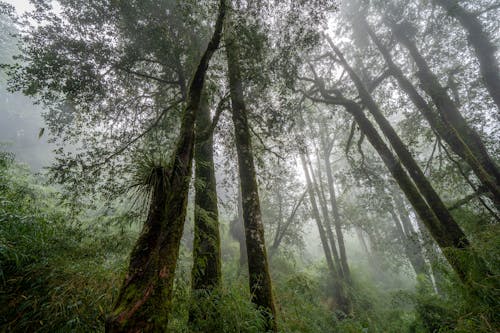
[189,92,222,328]
[392,194,430,278]
[316,85,484,287]
[320,131,352,283]
[435,0,500,109]
[324,42,491,286]
[389,207,429,278]
[389,22,500,208]
[224,8,277,331]
[106,2,226,331]
[230,185,248,270]
[306,152,344,277]
[361,18,500,206]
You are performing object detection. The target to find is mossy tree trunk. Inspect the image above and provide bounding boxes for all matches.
[224,7,277,331]
[361,18,500,206]
[106,2,226,331]
[389,22,500,208]
[434,0,500,110]
[189,91,222,328]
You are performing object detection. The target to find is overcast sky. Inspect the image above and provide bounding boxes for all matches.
[4,0,33,13]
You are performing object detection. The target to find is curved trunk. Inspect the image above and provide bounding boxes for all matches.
[362,19,500,206]
[106,2,226,331]
[189,92,222,328]
[225,8,277,331]
[435,0,500,109]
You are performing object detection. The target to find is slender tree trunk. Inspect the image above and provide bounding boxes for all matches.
[389,208,429,277]
[392,191,430,278]
[434,0,500,109]
[189,92,222,328]
[388,22,500,208]
[320,131,352,283]
[225,8,277,330]
[300,152,351,314]
[361,18,500,205]
[270,189,306,254]
[306,152,344,277]
[106,2,226,331]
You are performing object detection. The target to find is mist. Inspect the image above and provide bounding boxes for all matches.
[0,0,498,332]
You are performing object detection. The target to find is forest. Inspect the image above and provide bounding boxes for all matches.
[0,0,498,332]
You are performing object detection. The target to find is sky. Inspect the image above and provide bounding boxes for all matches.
[4,0,33,13]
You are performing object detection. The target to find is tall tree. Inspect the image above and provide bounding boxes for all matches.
[320,128,352,282]
[299,151,351,314]
[189,91,222,327]
[224,5,277,330]
[306,74,487,289]
[106,1,226,330]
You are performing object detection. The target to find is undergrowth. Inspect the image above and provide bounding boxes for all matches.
[0,153,498,332]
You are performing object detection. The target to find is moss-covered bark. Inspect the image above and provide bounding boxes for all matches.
[224,7,277,331]
[362,18,500,207]
[435,0,500,110]
[106,2,226,331]
[389,22,500,208]
[189,92,222,328]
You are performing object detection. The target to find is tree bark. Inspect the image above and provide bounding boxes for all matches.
[388,22,500,208]
[106,2,226,331]
[224,7,277,330]
[434,0,500,109]
[361,18,500,206]
[189,92,222,328]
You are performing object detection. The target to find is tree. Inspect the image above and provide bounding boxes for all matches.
[106,1,226,330]
[224,5,277,329]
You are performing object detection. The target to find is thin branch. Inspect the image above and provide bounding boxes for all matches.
[248,124,284,160]
[86,99,183,169]
[439,139,499,221]
[116,66,180,85]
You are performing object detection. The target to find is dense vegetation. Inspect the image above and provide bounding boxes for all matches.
[0,0,498,332]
